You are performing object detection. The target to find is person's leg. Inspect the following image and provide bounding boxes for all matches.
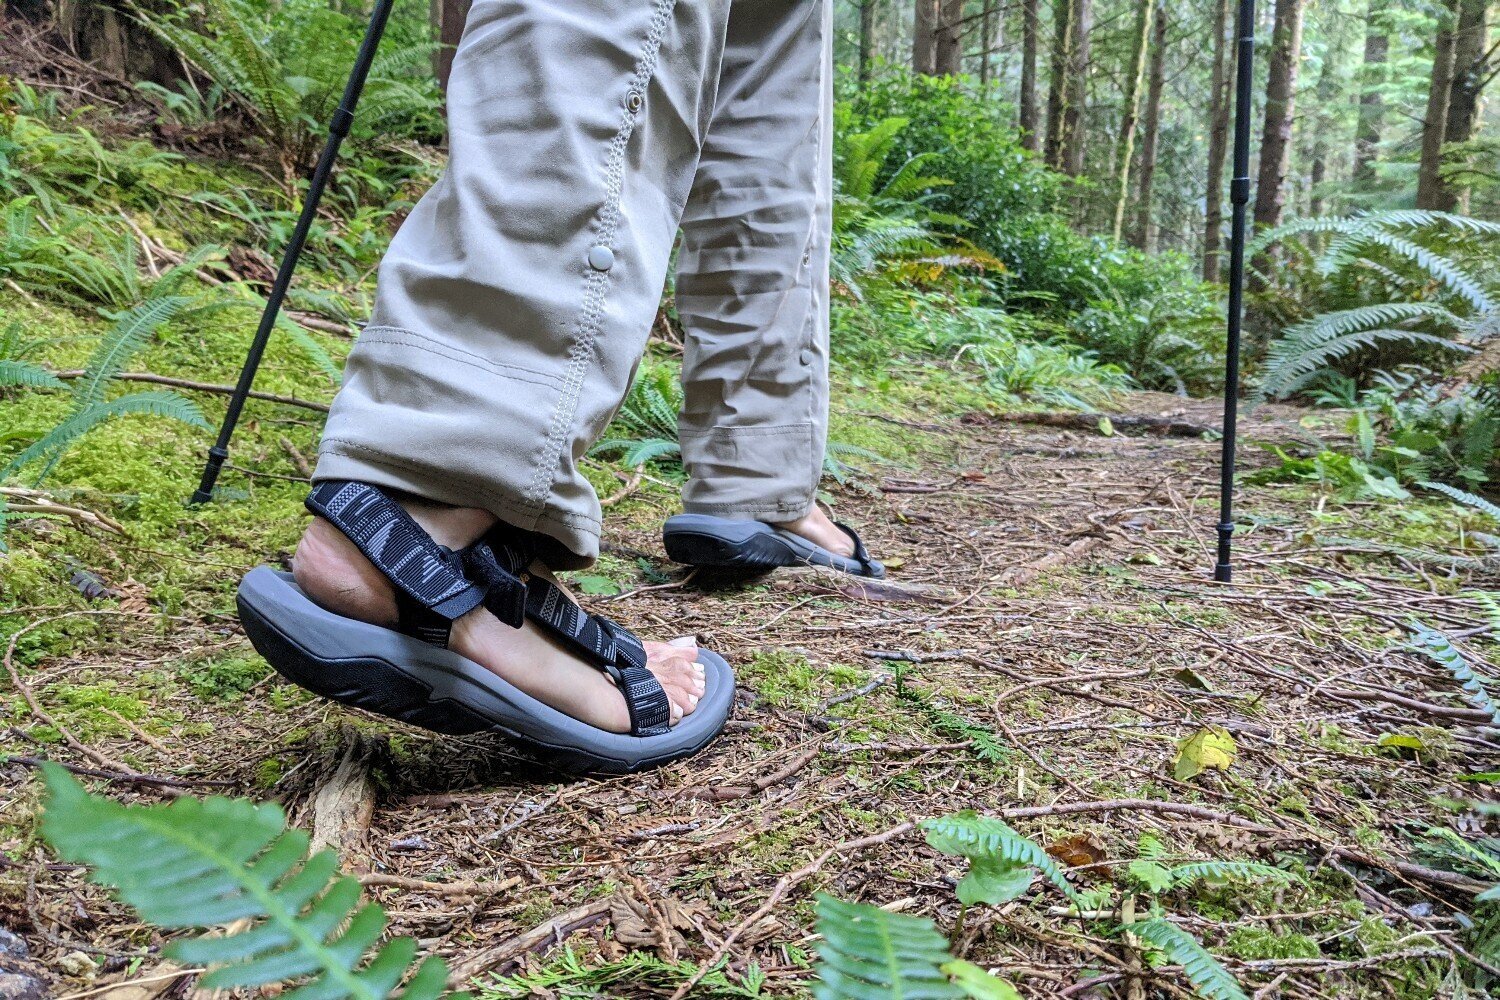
[296,0,734,731]
[673,0,854,558]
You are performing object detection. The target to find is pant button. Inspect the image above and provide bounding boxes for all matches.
[626,92,643,114]
[800,348,814,367]
[588,246,615,272]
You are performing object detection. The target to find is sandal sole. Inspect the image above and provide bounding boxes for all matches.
[236,566,733,775]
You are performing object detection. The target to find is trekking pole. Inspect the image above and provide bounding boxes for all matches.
[1214,0,1256,583]
[191,0,396,504]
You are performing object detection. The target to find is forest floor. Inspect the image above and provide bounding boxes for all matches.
[4,388,1498,999]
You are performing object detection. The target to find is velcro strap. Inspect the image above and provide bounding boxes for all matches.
[306,481,484,622]
[459,543,528,629]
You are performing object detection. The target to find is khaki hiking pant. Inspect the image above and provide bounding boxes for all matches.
[315,0,833,569]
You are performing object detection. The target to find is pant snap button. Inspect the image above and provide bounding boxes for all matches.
[588,246,615,272]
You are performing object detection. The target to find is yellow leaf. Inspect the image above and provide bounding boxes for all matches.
[1098,416,1116,437]
[1173,727,1236,781]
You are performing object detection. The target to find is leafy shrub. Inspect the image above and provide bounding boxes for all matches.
[134,0,443,182]
[852,74,1060,255]
[831,107,985,300]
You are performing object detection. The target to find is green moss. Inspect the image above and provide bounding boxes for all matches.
[177,651,271,701]
[1224,927,1321,961]
[738,650,829,711]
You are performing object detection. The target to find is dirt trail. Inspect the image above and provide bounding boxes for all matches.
[8,397,1495,997]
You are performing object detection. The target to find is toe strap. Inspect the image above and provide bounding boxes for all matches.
[835,523,884,577]
[463,538,671,737]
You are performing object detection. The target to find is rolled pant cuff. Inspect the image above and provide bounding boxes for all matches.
[679,423,820,523]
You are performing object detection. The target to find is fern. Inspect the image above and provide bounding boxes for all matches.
[1408,621,1500,730]
[0,360,65,391]
[1421,480,1500,522]
[39,764,459,999]
[1404,620,1500,731]
[1168,861,1300,889]
[893,685,1008,765]
[812,896,1019,1000]
[5,391,210,483]
[1129,919,1247,1000]
[922,812,1083,905]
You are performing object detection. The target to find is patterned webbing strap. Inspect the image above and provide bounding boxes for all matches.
[306,482,487,634]
[464,540,671,738]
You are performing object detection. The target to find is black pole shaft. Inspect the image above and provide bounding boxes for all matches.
[1215,0,1256,583]
[191,0,396,505]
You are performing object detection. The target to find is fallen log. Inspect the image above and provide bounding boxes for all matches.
[969,410,1217,438]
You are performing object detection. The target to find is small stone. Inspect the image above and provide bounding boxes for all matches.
[0,971,47,1000]
[54,953,93,979]
[0,931,26,961]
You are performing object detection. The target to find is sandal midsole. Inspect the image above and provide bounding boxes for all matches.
[236,566,733,773]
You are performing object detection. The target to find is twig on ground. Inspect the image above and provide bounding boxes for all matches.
[666,821,917,1000]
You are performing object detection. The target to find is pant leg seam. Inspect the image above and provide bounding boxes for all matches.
[527,0,682,513]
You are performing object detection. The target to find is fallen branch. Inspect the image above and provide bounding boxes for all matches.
[972,410,1217,438]
[0,487,126,535]
[50,370,331,413]
[675,745,822,802]
[775,566,958,604]
[309,730,377,859]
[449,897,614,984]
[358,872,520,898]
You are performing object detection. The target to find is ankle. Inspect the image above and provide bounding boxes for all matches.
[292,518,400,626]
[399,500,495,550]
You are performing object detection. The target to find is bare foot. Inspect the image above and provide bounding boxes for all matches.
[292,504,704,733]
[772,506,856,558]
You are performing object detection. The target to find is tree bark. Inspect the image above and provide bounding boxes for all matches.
[1061,0,1092,176]
[1203,0,1233,281]
[860,0,878,87]
[1045,0,1075,168]
[1020,0,1041,151]
[934,0,966,76]
[1416,0,1458,209]
[1307,32,1340,217]
[1352,2,1388,187]
[1111,0,1155,242]
[1132,0,1168,249]
[914,0,939,75]
[1252,0,1305,234]
[1435,0,1491,211]
[980,1,996,90]
[431,0,469,92]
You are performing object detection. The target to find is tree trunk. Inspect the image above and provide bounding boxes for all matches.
[1352,2,1388,187]
[935,0,965,76]
[1416,0,1458,209]
[1252,0,1304,234]
[1307,33,1340,217]
[1131,0,1167,249]
[1111,0,1155,242]
[1061,0,1092,176]
[860,0,878,88]
[1435,0,1491,210]
[431,0,468,92]
[980,1,996,90]
[914,0,939,75]
[1203,0,1233,281]
[1045,0,1075,168]
[1020,0,1041,151]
